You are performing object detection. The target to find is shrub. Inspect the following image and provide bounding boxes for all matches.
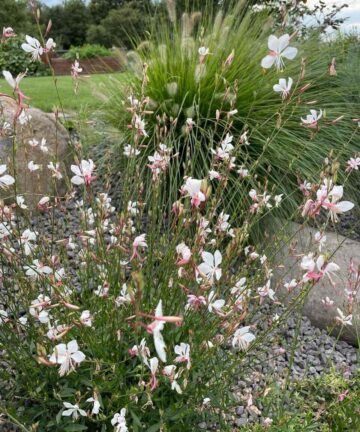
[0,35,48,76]
[103,4,360,222]
[63,44,113,60]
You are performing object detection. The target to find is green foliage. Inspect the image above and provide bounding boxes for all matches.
[248,369,360,431]
[63,44,113,60]
[0,0,34,35]
[42,0,91,49]
[87,2,153,49]
[102,4,360,221]
[0,36,48,77]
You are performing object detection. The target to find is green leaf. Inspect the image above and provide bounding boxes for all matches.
[130,409,142,427]
[146,423,160,432]
[64,424,88,431]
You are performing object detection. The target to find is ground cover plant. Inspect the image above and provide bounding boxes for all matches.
[0,3,359,432]
[103,1,360,221]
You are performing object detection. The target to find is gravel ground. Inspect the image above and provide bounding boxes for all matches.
[0,172,359,431]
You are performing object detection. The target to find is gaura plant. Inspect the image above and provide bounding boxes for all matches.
[0,10,359,432]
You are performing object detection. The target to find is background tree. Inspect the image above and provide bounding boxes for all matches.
[42,0,91,49]
[0,0,34,35]
[87,1,154,48]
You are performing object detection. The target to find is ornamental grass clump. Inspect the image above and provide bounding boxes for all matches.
[0,13,359,432]
[104,2,359,219]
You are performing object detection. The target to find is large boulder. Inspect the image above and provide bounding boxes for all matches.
[275,222,360,345]
[0,96,70,208]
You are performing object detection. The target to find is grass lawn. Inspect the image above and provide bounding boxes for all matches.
[0,72,129,113]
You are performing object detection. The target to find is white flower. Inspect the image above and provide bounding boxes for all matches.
[86,396,101,415]
[115,284,131,307]
[284,278,297,291]
[207,291,225,313]
[209,170,221,180]
[24,259,52,278]
[47,161,63,179]
[127,200,138,215]
[21,35,43,61]
[182,177,206,207]
[19,229,37,255]
[71,159,96,186]
[314,231,326,251]
[123,144,140,157]
[198,46,209,57]
[133,233,147,248]
[273,77,293,99]
[49,340,85,376]
[45,38,56,51]
[238,167,249,178]
[62,402,87,419]
[29,138,39,147]
[39,138,48,153]
[258,280,275,301]
[322,185,354,222]
[213,133,234,160]
[2,70,25,89]
[232,326,255,350]
[336,308,352,326]
[274,194,283,207]
[80,310,92,327]
[198,250,222,283]
[0,310,8,324]
[148,300,167,362]
[261,34,298,70]
[174,342,191,369]
[111,408,128,432]
[18,110,32,125]
[322,297,334,307]
[347,157,360,172]
[134,115,148,137]
[28,161,40,172]
[0,164,15,189]
[301,109,323,128]
[29,294,51,324]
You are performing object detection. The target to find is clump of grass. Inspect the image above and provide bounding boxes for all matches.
[103,2,360,222]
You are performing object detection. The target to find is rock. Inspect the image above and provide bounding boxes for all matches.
[0,96,70,209]
[275,222,360,345]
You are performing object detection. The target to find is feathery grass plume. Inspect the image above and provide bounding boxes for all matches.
[166,0,176,23]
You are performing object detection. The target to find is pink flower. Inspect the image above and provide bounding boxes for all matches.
[346,157,360,172]
[176,242,191,265]
[338,390,349,402]
[186,294,206,310]
[2,27,15,40]
[301,254,339,285]
[182,178,206,207]
[131,234,147,261]
[148,357,159,390]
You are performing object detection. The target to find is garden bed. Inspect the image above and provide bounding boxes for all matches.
[50,56,123,75]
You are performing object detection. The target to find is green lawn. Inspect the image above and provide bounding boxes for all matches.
[0,73,128,113]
